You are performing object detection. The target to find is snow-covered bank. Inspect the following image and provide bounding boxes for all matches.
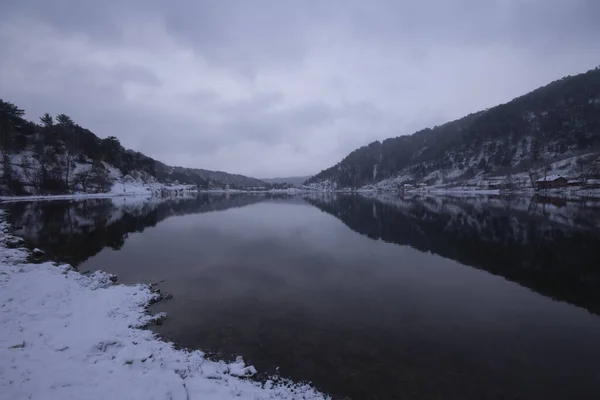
[0,214,327,400]
[0,183,321,203]
[0,181,198,203]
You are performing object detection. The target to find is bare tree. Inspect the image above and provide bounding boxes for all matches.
[575,156,596,183]
[89,163,111,193]
[504,173,514,190]
[528,169,539,191]
[72,169,93,192]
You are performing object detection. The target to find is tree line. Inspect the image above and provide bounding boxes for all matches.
[307,67,600,188]
[0,99,162,195]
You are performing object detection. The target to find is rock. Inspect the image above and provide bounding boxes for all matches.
[5,237,24,248]
[57,264,74,274]
[228,357,257,377]
[32,248,45,256]
[147,312,167,326]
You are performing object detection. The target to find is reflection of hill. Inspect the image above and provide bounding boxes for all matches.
[2,194,274,266]
[305,193,600,315]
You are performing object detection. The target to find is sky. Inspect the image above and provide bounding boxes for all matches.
[0,1,599,178]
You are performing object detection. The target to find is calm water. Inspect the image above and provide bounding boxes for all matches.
[4,193,600,399]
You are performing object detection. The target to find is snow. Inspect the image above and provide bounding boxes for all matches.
[427,188,501,195]
[306,132,600,194]
[0,148,200,201]
[536,174,564,182]
[0,213,327,400]
[0,181,197,203]
[303,179,338,191]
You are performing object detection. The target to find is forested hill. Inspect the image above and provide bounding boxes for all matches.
[261,176,312,186]
[306,67,600,190]
[0,101,266,195]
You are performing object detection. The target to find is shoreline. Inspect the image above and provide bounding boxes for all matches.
[3,184,598,204]
[0,211,327,400]
[0,192,153,203]
[0,188,314,203]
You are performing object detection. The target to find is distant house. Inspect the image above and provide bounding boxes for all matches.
[535,175,568,190]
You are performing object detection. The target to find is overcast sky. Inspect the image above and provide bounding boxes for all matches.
[0,0,598,178]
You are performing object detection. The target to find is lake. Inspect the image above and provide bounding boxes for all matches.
[4,193,600,399]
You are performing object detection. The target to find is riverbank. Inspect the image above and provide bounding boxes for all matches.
[0,212,327,400]
[0,184,320,203]
[0,181,198,203]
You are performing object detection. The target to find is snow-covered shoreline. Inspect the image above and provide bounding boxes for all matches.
[0,180,199,203]
[0,212,327,400]
[0,188,320,203]
[0,191,151,203]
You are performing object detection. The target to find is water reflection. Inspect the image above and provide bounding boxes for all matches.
[3,193,600,399]
[305,193,600,315]
[3,194,271,265]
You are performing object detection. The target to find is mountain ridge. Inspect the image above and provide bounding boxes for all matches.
[306,67,600,190]
[0,102,268,195]
[261,176,312,186]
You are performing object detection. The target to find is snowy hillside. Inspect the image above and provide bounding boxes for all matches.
[356,152,600,194]
[0,100,267,197]
[306,68,600,191]
[0,148,196,198]
[261,176,312,186]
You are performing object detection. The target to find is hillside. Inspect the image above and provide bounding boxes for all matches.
[261,176,312,186]
[306,67,600,190]
[0,101,267,196]
[154,162,266,189]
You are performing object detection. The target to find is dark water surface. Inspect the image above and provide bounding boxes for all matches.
[4,193,600,399]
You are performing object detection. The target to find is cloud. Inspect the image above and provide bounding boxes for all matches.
[1,0,599,177]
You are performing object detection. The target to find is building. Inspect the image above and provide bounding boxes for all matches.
[535,175,568,190]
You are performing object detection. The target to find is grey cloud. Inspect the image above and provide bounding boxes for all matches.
[5,1,600,56]
[1,0,127,43]
[1,0,599,177]
[110,64,161,86]
[184,90,221,106]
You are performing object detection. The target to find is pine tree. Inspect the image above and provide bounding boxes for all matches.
[0,100,26,193]
[56,114,76,191]
[40,113,53,127]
